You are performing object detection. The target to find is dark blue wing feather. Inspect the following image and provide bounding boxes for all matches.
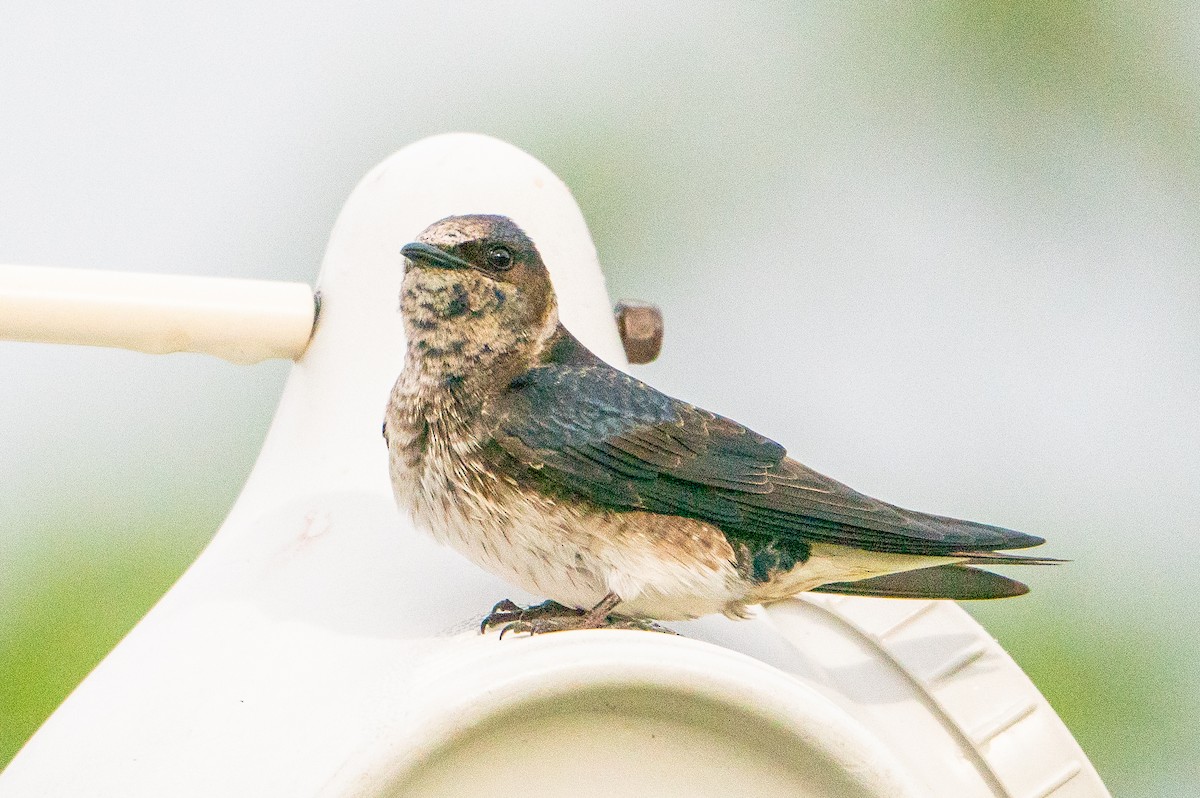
[488,356,1043,557]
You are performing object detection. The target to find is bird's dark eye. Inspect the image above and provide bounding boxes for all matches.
[485,245,513,271]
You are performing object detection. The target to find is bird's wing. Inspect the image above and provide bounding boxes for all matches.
[485,363,1043,557]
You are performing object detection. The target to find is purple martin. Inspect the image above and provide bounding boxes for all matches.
[384,215,1054,635]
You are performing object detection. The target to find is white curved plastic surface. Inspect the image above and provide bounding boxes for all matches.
[0,134,1109,798]
[320,632,924,798]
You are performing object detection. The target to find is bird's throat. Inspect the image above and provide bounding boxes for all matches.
[400,268,558,394]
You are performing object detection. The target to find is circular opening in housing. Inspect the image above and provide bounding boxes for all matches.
[389,683,898,798]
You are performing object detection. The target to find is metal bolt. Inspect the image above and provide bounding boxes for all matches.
[614,300,664,364]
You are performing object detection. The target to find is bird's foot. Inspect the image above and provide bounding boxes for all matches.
[480,598,583,634]
[482,593,677,638]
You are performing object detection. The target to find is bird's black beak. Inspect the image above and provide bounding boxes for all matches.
[400,241,472,271]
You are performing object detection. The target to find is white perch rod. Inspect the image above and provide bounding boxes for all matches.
[0,264,316,364]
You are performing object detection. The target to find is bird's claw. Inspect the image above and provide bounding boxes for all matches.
[497,615,588,638]
[479,598,524,633]
[481,598,582,634]
[482,597,679,637]
[497,614,677,637]
[497,619,537,639]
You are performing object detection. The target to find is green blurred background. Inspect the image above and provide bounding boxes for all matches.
[2,2,1198,794]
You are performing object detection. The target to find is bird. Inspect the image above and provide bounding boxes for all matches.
[384,214,1056,635]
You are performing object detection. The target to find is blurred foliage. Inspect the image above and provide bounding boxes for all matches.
[515,0,1200,303]
[917,0,1200,162]
[0,513,214,768]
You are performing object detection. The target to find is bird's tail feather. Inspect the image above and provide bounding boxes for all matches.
[958,551,1067,566]
[810,564,1031,600]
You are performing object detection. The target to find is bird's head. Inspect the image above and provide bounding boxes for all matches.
[399,215,558,382]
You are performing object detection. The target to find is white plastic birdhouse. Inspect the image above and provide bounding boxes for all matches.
[0,134,1109,798]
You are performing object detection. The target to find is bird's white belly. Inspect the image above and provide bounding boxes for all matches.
[390,435,744,619]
